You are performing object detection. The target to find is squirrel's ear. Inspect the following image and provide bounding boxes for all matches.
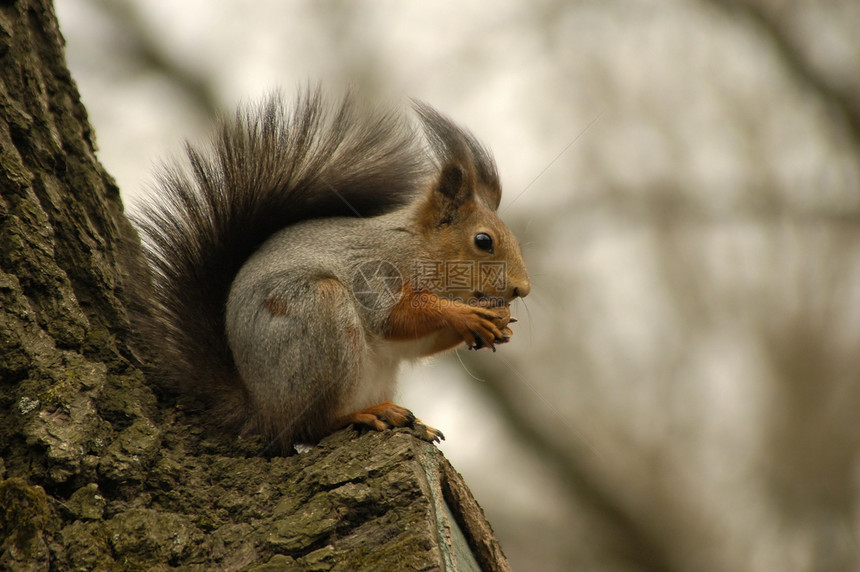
[418,162,475,228]
[437,163,471,205]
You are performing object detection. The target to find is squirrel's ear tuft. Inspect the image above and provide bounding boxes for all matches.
[414,100,501,211]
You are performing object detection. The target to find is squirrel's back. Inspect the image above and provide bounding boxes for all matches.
[132,89,430,425]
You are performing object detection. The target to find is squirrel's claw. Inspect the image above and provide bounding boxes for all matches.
[493,326,514,346]
[413,420,445,443]
[471,334,484,351]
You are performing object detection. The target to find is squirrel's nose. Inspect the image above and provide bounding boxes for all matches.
[511,279,530,299]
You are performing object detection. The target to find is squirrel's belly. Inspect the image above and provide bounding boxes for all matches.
[335,337,431,415]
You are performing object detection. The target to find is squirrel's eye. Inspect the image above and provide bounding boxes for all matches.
[474,232,494,253]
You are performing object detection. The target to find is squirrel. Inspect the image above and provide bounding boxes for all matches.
[133,88,530,454]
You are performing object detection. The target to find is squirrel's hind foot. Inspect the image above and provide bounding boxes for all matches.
[335,401,444,443]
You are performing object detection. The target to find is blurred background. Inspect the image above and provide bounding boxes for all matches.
[56,1,860,570]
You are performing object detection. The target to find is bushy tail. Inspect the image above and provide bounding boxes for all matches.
[132,88,427,424]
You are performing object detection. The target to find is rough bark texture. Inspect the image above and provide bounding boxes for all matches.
[0,1,510,570]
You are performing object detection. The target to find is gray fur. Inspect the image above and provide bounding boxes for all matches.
[226,212,412,450]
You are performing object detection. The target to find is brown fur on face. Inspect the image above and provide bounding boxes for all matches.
[412,169,530,304]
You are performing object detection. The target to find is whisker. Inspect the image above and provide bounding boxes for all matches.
[454,349,488,383]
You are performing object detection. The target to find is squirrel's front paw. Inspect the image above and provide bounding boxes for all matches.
[453,301,512,351]
[479,325,513,349]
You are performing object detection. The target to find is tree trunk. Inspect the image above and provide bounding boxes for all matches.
[0,1,510,569]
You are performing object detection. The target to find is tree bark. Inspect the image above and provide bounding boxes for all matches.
[0,1,510,570]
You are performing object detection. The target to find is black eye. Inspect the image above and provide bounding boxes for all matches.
[474,232,494,253]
